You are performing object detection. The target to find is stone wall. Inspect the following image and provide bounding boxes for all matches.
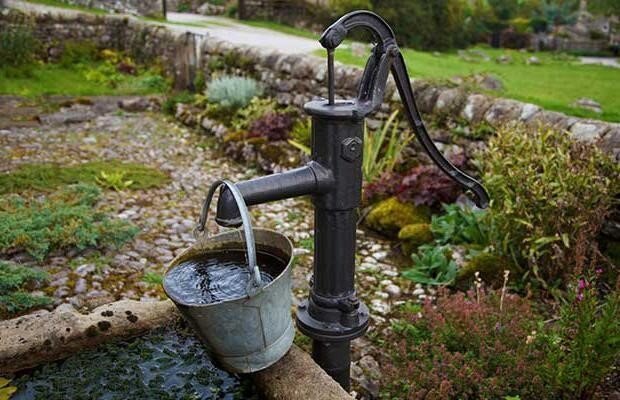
[0,6,618,161]
[198,37,619,162]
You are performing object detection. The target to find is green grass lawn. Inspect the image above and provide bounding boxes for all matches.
[323,45,620,122]
[0,63,168,97]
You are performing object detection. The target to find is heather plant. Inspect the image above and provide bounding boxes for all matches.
[206,76,262,110]
[0,261,51,318]
[363,110,412,182]
[385,289,549,399]
[477,125,619,289]
[0,184,139,260]
[364,154,466,208]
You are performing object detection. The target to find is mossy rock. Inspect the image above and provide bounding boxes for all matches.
[366,197,431,237]
[456,251,513,289]
[398,223,433,255]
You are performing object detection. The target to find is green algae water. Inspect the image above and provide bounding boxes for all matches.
[164,250,284,305]
[12,327,259,400]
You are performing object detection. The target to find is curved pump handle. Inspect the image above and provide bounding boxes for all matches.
[319,11,490,209]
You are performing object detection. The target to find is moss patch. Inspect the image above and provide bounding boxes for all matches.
[0,184,139,260]
[366,197,431,237]
[0,261,51,319]
[0,160,169,194]
[398,223,434,255]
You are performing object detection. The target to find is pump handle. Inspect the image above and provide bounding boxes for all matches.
[320,11,490,209]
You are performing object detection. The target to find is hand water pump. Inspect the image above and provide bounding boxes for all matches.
[212,10,489,390]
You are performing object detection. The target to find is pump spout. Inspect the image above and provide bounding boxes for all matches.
[215,162,334,227]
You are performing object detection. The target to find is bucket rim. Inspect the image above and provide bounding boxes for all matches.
[163,228,294,308]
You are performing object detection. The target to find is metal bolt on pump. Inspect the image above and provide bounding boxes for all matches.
[214,10,490,390]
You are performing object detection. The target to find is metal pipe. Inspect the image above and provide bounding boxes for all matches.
[327,49,335,105]
[215,162,333,227]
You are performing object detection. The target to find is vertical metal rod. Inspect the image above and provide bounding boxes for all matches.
[327,49,335,105]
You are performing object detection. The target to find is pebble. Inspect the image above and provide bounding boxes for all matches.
[385,284,402,299]
[74,278,88,294]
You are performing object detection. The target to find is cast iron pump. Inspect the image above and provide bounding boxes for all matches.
[214,10,489,390]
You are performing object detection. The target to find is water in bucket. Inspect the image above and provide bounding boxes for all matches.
[164,250,285,304]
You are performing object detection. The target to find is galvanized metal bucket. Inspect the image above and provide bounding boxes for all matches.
[163,180,295,373]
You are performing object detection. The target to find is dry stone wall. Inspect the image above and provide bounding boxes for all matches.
[0,7,618,161]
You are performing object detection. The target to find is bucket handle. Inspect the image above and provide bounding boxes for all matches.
[195,180,263,295]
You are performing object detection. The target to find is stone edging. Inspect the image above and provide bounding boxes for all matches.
[0,299,353,399]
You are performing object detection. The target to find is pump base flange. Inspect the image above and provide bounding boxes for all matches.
[296,299,369,342]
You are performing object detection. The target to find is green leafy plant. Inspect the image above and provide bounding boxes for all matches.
[477,125,619,289]
[206,76,262,110]
[363,110,412,182]
[0,261,51,318]
[0,184,139,260]
[431,203,490,247]
[402,244,457,285]
[96,170,133,191]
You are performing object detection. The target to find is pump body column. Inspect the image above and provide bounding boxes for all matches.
[296,100,370,391]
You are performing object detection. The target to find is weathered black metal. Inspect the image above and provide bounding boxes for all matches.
[214,10,489,390]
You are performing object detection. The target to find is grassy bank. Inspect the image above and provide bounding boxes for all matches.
[0,63,168,97]
[322,45,620,122]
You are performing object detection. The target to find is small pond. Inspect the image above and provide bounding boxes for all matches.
[12,326,260,400]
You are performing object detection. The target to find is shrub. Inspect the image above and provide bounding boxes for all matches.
[477,125,619,289]
[247,112,294,141]
[206,76,262,110]
[329,0,372,15]
[364,154,467,209]
[0,261,51,318]
[230,97,278,131]
[385,290,548,399]
[59,40,99,67]
[538,275,620,399]
[0,24,38,75]
[0,160,169,194]
[0,184,139,260]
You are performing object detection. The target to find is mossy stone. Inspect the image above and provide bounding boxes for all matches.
[398,223,433,255]
[366,197,431,237]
